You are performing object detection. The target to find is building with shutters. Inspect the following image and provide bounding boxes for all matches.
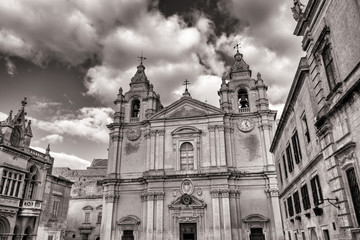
[270,0,360,239]
[100,48,283,240]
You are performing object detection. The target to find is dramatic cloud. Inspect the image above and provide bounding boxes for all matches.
[33,134,64,145]
[31,146,90,169]
[0,0,304,109]
[0,111,8,121]
[30,107,114,143]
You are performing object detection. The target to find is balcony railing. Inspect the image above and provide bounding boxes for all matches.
[239,107,250,113]
[29,148,47,158]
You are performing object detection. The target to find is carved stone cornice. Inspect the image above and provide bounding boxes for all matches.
[141,191,165,201]
[210,189,231,198]
[258,124,272,131]
[0,146,30,160]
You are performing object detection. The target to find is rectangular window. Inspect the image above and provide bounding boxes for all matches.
[292,131,302,164]
[301,114,311,143]
[284,200,288,218]
[287,196,294,217]
[85,212,90,223]
[97,212,102,224]
[293,191,301,214]
[301,184,311,210]
[323,229,330,240]
[0,170,23,197]
[52,201,60,218]
[283,155,288,179]
[346,168,360,225]
[322,44,337,89]
[278,163,283,185]
[310,175,323,206]
[48,236,54,240]
[286,145,294,173]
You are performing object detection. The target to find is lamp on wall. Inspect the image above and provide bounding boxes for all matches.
[324,197,340,209]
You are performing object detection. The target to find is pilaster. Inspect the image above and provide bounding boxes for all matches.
[210,189,221,239]
[208,126,216,167]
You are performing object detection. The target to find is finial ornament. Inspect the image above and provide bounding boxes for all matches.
[119,87,123,95]
[46,144,51,155]
[234,42,241,52]
[183,79,190,92]
[257,72,261,79]
[21,97,27,107]
[137,51,147,65]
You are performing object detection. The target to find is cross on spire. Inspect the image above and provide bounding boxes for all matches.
[137,51,147,65]
[183,79,190,92]
[234,42,241,52]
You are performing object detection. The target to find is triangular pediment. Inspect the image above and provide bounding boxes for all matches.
[169,195,207,210]
[149,97,224,120]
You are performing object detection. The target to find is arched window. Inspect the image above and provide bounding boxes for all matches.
[0,217,10,236]
[180,142,194,170]
[131,99,140,118]
[346,167,360,225]
[12,225,20,240]
[97,212,102,224]
[238,89,249,109]
[25,165,38,199]
[22,226,32,240]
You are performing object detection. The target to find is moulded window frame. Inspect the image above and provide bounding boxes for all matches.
[341,162,360,227]
[286,143,294,173]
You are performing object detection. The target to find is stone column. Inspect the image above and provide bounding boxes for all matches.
[107,132,122,177]
[150,131,156,170]
[211,189,221,239]
[145,132,151,171]
[230,190,240,239]
[146,193,155,240]
[230,128,236,168]
[141,193,147,238]
[156,130,165,170]
[102,189,118,240]
[155,192,165,239]
[259,123,274,166]
[221,189,232,240]
[265,187,283,240]
[225,127,233,167]
[208,126,216,167]
[218,126,226,166]
[215,126,221,166]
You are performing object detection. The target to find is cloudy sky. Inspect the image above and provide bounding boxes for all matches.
[0,0,306,169]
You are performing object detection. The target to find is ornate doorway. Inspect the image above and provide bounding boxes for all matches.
[180,223,197,240]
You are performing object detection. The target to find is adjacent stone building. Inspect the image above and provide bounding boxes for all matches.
[271,0,360,239]
[0,99,72,240]
[37,175,73,240]
[101,49,283,240]
[53,159,107,240]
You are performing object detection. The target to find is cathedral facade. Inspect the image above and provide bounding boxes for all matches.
[101,50,282,240]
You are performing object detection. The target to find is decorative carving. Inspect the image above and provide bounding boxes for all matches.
[181,194,192,205]
[217,125,225,131]
[105,193,120,203]
[177,217,198,223]
[338,151,356,169]
[291,0,305,21]
[238,118,254,132]
[265,188,279,197]
[196,188,202,196]
[259,124,272,131]
[180,178,194,195]
[150,130,157,137]
[208,125,216,132]
[141,191,165,201]
[111,134,123,142]
[126,128,141,141]
[157,130,165,136]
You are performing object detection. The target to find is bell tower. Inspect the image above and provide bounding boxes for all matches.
[218,48,270,114]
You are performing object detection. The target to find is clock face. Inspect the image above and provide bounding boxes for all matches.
[238,118,254,132]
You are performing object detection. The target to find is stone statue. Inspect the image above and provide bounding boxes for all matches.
[291,0,305,21]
